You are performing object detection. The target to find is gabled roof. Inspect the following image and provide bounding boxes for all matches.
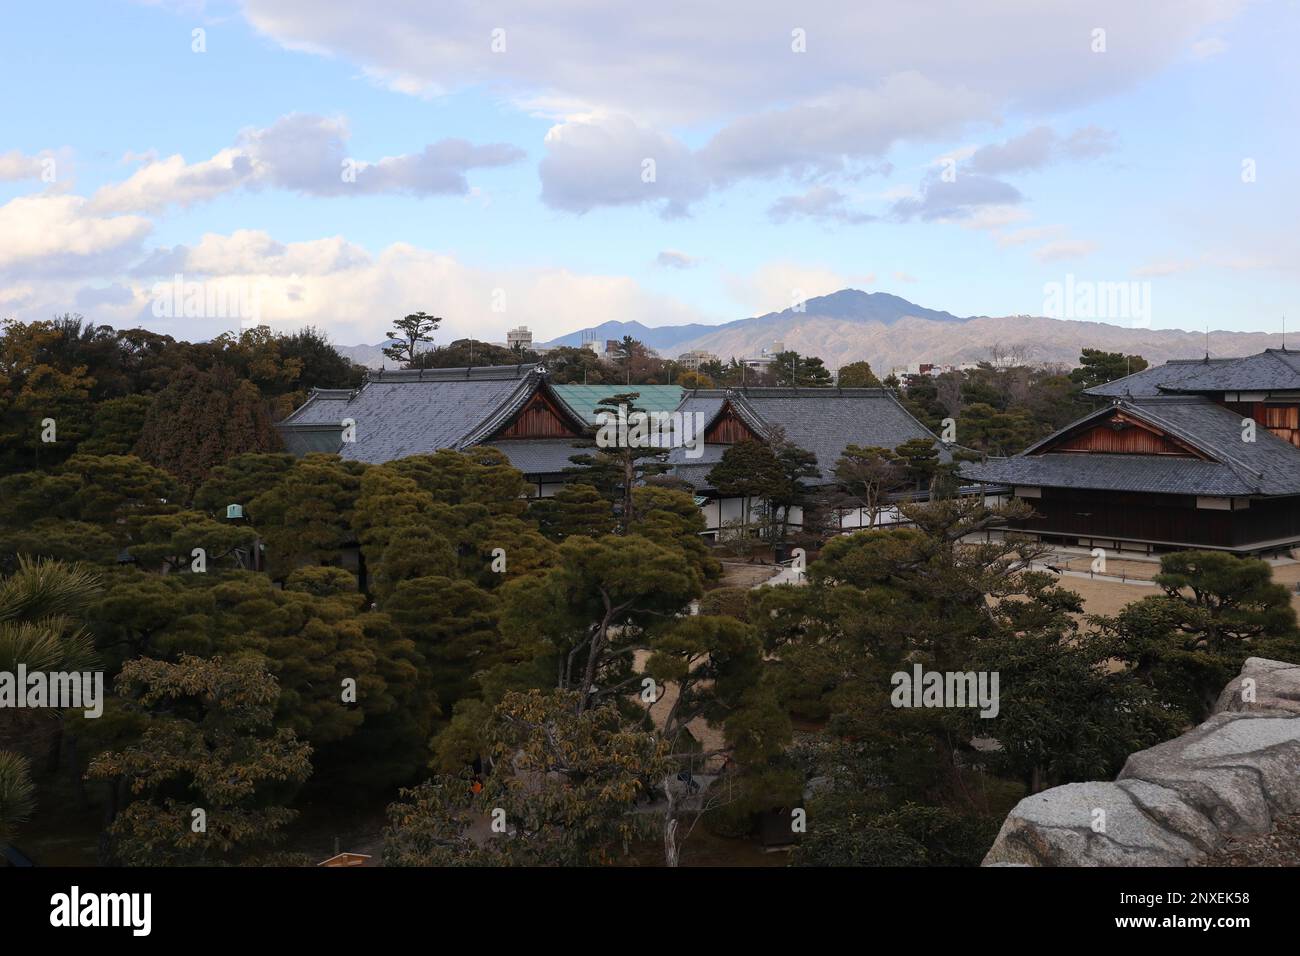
[1087,349,1300,397]
[1157,349,1300,393]
[665,387,950,490]
[552,384,685,424]
[1085,357,1237,397]
[276,364,589,465]
[960,395,1300,496]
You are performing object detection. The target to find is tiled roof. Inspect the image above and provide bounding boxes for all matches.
[275,364,588,466]
[1157,349,1300,393]
[1087,350,1300,397]
[959,453,1259,496]
[486,439,592,476]
[1085,358,1237,397]
[665,388,949,490]
[960,394,1300,496]
[552,384,685,424]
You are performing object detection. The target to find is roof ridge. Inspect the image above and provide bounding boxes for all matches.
[368,363,542,383]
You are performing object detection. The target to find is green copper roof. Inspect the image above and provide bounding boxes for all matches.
[552,384,685,424]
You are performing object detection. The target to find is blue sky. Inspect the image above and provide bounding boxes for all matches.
[1,0,1296,346]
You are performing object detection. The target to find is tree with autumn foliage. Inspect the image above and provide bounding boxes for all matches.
[87,654,312,866]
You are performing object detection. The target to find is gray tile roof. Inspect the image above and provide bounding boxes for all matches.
[958,453,1261,495]
[486,439,592,476]
[1157,349,1300,393]
[961,394,1300,496]
[275,364,588,467]
[665,388,949,490]
[1087,350,1300,397]
[1085,358,1238,397]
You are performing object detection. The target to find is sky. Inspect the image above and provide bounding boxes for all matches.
[1,0,1297,346]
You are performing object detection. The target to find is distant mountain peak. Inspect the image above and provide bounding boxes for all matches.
[537,289,968,354]
[751,289,967,325]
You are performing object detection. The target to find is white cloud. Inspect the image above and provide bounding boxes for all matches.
[89,114,523,214]
[236,2,1240,216]
[967,125,1115,175]
[0,149,55,182]
[890,171,1023,222]
[3,229,714,344]
[539,113,707,216]
[241,1,1242,125]
[768,186,875,225]
[0,194,152,274]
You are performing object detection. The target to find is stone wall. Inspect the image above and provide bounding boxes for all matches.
[982,657,1300,866]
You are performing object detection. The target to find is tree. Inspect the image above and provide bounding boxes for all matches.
[385,689,672,866]
[246,453,365,581]
[79,395,153,456]
[0,317,97,469]
[384,575,499,711]
[499,534,702,713]
[956,575,1175,793]
[276,326,362,392]
[767,432,819,541]
[772,350,833,388]
[893,437,942,492]
[1096,551,1300,719]
[382,312,442,366]
[86,655,312,866]
[134,365,281,489]
[644,614,790,865]
[956,402,1037,456]
[676,370,714,389]
[0,751,35,846]
[543,346,606,385]
[413,338,529,369]
[706,439,783,540]
[126,511,258,573]
[572,392,670,529]
[531,482,617,541]
[833,444,906,527]
[1069,348,1148,390]
[0,557,102,799]
[838,361,882,388]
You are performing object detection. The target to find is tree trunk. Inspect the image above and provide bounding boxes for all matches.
[663,780,680,867]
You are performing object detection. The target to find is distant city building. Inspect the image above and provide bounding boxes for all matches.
[506,326,533,351]
[740,340,787,370]
[676,349,718,371]
[889,361,981,379]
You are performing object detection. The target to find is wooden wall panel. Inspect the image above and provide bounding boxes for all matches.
[1052,422,1194,455]
[706,405,759,444]
[494,392,580,440]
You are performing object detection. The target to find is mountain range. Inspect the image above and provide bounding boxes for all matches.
[339,290,1290,371]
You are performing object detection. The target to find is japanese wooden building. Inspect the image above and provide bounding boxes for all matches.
[664,387,957,535]
[959,349,1300,555]
[276,364,594,496]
